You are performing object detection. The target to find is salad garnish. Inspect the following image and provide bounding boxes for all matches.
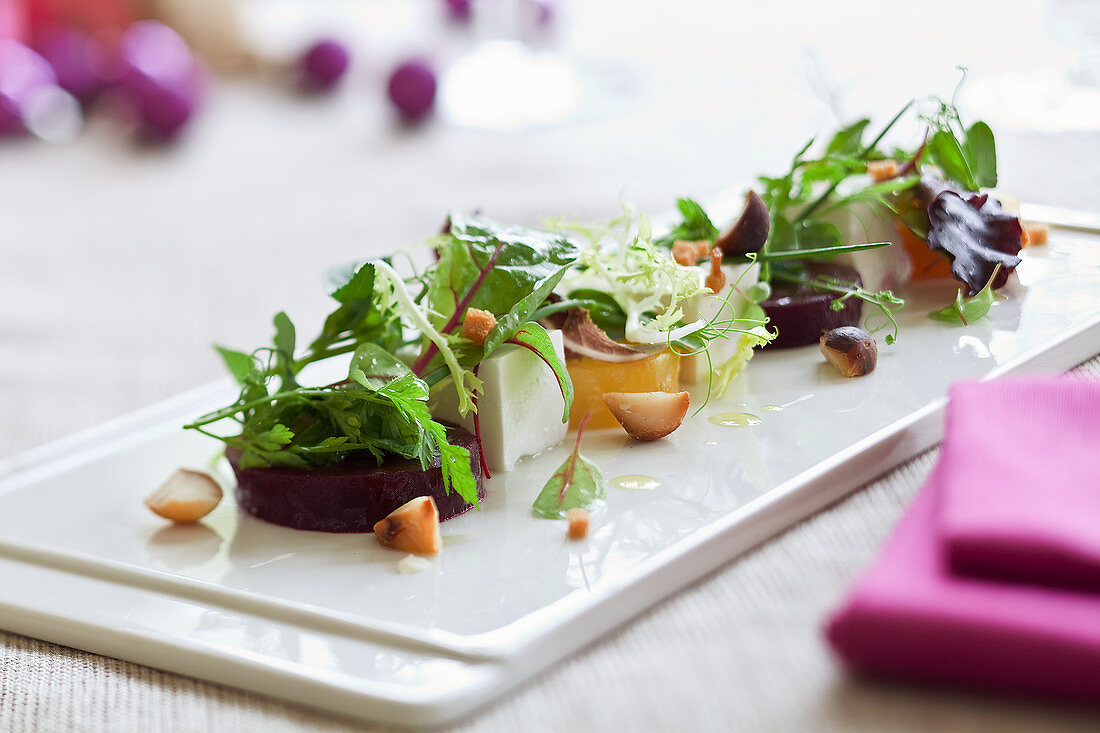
[532,413,607,520]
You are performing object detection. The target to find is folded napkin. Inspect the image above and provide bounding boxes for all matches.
[939,378,1100,591]
[825,479,1100,703]
[826,377,1100,703]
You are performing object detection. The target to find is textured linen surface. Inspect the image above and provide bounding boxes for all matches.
[4,1,1100,730]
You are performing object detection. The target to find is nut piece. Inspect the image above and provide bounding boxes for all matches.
[602,391,690,441]
[820,326,878,377]
[461,308,497,346]
[1022,222,1049,248]
[672,240,710,266]
[868,159,900,182]
[373,496,442,555]
[713,190,770,256]
[567,508,590,539]
[145,468,223,523]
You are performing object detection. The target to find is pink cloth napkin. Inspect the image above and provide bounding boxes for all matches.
[939,378,1100,591]
[826,479,1100,703]
[826,378,1100,703]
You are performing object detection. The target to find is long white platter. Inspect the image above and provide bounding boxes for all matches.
[1,198,1099,727]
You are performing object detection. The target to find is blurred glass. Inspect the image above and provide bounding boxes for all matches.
[439,0,643,130]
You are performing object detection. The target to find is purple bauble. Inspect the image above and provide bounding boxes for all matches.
[298,39,350,91]
[532,0,554,27]
[0,39,58,137]
[34,26,108,105]
[117,22,203,140]
[444,0,472,23]
[387,59,436,122]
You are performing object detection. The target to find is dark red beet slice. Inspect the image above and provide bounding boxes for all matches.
[761,263,864,349]
[228,426,484,533]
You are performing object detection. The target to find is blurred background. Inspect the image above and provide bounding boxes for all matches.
[2,0,1098,457]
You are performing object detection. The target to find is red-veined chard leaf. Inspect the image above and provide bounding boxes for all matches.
[532,418,607,519]
[502,322,573,423]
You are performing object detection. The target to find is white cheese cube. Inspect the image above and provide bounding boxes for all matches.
[431,329,568,473]
[821,197,911,292]
[681,262,758,383]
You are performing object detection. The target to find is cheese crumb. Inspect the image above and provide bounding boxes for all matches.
[461,308,497,346]
[1022,222,1049,248]
[867,159,900,182]
[567,508,590,539]
[397,554,432,574]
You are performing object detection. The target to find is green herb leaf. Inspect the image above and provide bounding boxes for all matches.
[653,197,720,248]
[532,420,607,519]
[347,342,413,391]
[928,265,999,325]
[825,118,871,156]
[482,259,575,355]
[427,213,580,333]
[272,311,298,389]
[215,346,259,387]
[966,121,997,188]
[504,322,573,422]
[928,129,977,191]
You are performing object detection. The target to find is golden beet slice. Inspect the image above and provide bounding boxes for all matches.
[373,496,443,555]
[602,391,690,441]
[566,351,681,429]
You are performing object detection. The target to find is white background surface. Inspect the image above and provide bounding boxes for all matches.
[3,0,1100,730]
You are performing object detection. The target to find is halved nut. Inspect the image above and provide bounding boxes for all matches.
[820,326,877,377]
[602,391,690,441]
[373,496,442,555]
[145,468,223,523]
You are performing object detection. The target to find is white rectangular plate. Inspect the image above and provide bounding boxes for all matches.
[2,198,1099,727]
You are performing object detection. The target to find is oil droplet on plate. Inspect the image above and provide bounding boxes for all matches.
[611,474,661,491]
[709,412,762,427]
[760,404,783,412]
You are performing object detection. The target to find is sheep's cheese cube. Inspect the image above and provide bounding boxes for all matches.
[431,329,568,473]
[681,261,758,384]
[823,198,912,292]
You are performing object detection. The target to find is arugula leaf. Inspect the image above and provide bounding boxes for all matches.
[532,419,607,519]
[928,266,999,325]
[504,322,573,422]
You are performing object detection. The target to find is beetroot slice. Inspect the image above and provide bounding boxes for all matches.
[761,263,864,349]
[228,426,484,533]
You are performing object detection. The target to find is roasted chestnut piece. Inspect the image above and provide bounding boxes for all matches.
[820,326,878,377]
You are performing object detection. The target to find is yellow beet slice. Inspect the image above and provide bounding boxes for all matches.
[565,350,681,429]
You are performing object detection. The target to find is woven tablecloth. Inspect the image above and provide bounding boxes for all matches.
[3,1,1100,729]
